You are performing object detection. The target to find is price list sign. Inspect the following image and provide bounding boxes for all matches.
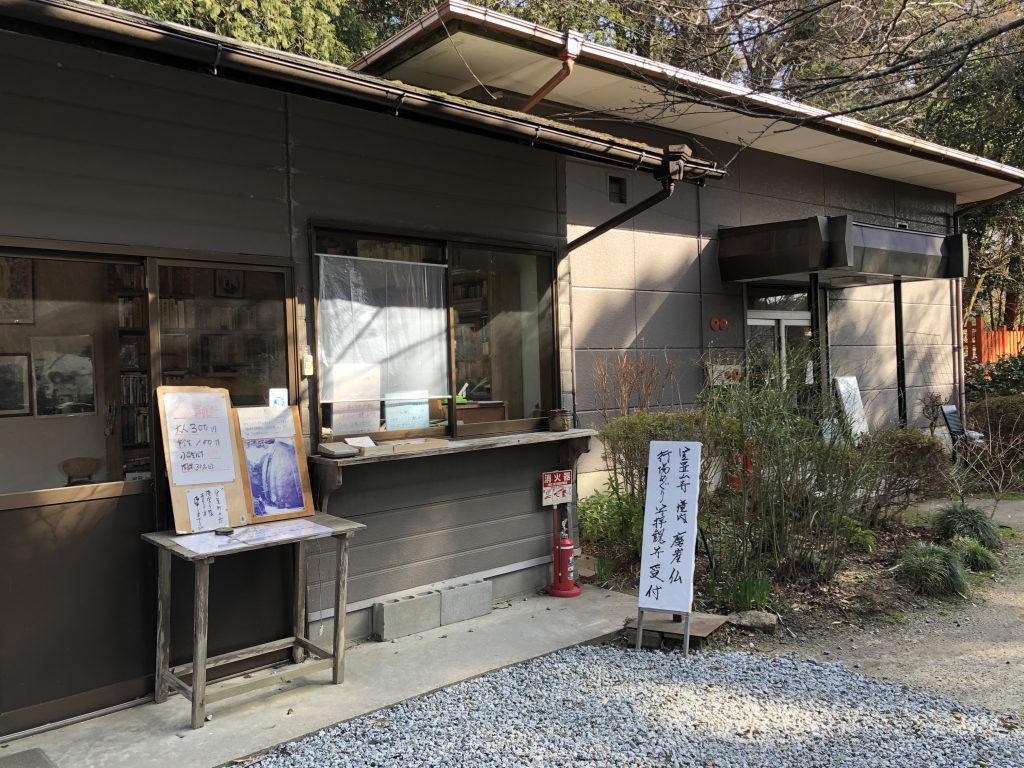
[162,390,236,486]
[638,441,701,614]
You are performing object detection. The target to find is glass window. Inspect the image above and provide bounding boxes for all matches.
[0,255,145,493]
[747,286,810,311]
[450,246,555,427]
[317,236,448,436]
[157,265,289,406]
[315,231,556,439]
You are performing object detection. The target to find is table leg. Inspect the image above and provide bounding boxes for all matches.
[332,534,350,684]
[293,541,307,664]
[191,558,211,729]
[154,549,172,704]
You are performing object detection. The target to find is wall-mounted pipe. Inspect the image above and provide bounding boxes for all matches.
[566,178,674,254]
[521,56,574,113]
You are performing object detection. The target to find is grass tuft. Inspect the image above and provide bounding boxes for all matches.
[933,502,1001,550]
[950,536,1000,572]
[897,541,970,597]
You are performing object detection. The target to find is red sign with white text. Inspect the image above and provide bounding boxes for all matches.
[542,470,573,507]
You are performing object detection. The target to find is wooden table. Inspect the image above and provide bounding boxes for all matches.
[142,514,365,728]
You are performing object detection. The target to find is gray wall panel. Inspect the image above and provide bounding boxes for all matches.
[0,31,290,256]
[313,444,565,603]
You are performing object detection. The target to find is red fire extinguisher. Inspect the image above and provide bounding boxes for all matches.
[546,508,581,598]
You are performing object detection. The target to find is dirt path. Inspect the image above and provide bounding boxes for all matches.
[733,505,1024,716]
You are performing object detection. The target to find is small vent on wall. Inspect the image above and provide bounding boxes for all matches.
[608,175,628,204]
[896,221,909,230]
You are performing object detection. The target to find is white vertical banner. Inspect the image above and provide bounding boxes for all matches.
[638,441,702,613]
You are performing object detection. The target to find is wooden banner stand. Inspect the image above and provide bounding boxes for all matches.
[635,609,692,656]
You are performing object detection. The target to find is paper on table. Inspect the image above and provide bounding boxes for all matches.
[344,436,376,448]
[175,519,335,555]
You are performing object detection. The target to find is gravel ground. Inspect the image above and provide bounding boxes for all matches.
[249,646,1024,768]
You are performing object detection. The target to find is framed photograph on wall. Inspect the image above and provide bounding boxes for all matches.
[214,269,245,298]
[0,354,31,416]
[0,256,34,325]
[31,335,96,417]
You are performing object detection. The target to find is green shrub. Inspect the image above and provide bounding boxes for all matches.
[965,352,1024,399]
[577,486,644,558]
[934,501,1001,549]
[714,571,773,611]
[859,428,949,527]
[963,396,1024,493]
[897,541,970,596]
[950,536,999,572]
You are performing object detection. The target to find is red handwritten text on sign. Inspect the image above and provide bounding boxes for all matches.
[542,470,573,507]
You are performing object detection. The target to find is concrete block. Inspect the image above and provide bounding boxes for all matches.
[372,590,440,641]
[440,580,494,626]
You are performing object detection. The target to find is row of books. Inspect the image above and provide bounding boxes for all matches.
[159,299,274,331]
[121,406,150,447]
[109,264,145,293]
[120,372,150,405]
[118,297,145,329]
[158,266,194,295]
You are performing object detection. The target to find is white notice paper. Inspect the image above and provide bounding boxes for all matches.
[186,486,229,532]
[162,391,236,486]
[175,519,335,555]
[638,441,702,614]
[236,406,294,439]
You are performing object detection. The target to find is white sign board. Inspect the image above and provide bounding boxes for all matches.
[542,470,573,507]
[161,390,236,486]
[834,376,869,438]
[638,441,701,614]
[236,406,294,439]
[185,486,229,532]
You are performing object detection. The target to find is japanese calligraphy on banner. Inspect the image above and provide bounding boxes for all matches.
[542,470,573,506]
[638,441,702,613]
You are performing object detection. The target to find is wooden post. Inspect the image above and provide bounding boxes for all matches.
[154,549,172,704]
[634,609,645,650]
[682,612,692,658]
[292,541,307,664]
[191,558,211,729]
[331,534,350,684]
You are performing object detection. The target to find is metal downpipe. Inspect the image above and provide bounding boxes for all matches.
[566,178,675,254]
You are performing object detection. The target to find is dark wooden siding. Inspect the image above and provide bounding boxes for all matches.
[308,443,560,609]
[0,31,290,256]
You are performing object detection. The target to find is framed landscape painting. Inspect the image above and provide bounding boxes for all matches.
[0,354,31,416]
[32,335,96,417]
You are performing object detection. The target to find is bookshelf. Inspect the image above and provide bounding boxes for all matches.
[157,266,287,406]
[108,264,152,480]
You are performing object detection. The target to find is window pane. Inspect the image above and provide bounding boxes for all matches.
[747,286,809,311]
[450,247,555,424]
[158,266,288,407]
[318,241,448,435]
[0,256,139,493]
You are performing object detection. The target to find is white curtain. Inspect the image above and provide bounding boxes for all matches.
[318,255,448,401]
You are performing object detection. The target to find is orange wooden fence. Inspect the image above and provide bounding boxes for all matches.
[965,315,1024,363]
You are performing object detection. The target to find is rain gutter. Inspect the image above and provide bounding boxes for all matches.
[0,0,722,179]
[356,1,1024,189]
